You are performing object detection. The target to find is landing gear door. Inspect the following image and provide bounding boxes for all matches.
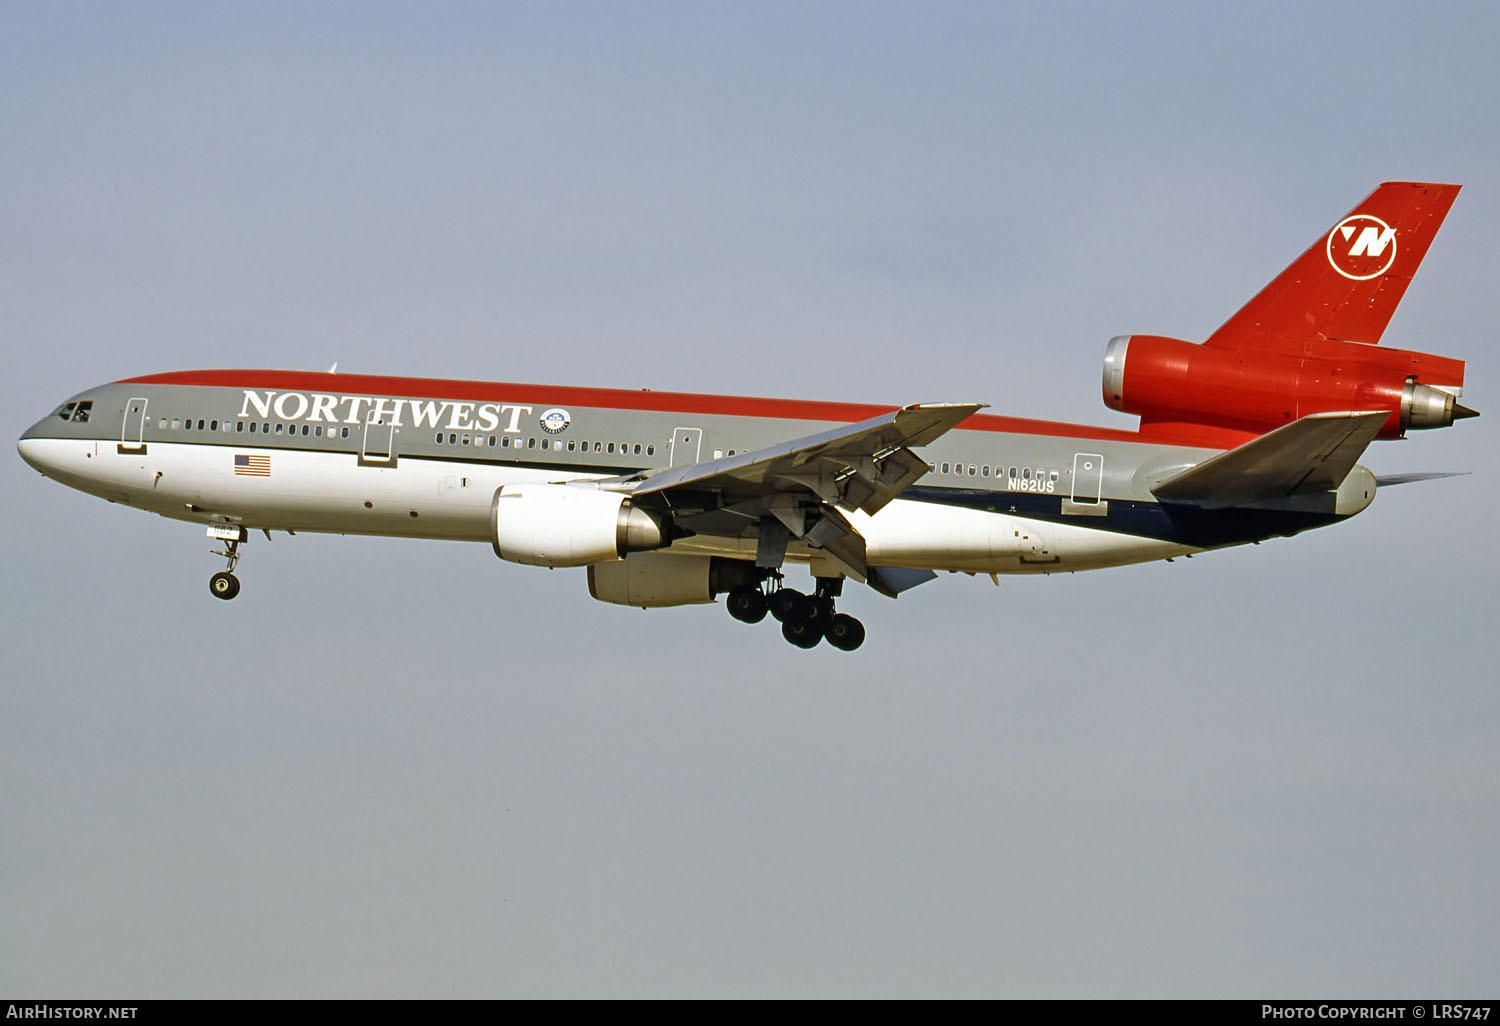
[360,411,398,467]
[118,397,148,454]
[669,427,703,468]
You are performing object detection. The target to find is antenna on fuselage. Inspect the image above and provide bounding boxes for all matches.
[328,362,338,374]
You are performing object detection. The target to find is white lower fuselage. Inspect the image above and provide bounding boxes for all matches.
[19,436,1199,575]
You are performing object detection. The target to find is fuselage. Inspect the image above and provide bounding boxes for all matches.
[17,369,1372,578]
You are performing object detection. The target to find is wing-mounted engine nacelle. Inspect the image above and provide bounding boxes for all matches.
[491,483,669,567]
[587,552,762,609]
[1102,334,1474,438]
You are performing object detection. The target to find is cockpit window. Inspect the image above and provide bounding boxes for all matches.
[55,401,92,423]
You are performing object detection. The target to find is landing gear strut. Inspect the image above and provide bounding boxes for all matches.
[723,572,866,651]
[207,525,247,601]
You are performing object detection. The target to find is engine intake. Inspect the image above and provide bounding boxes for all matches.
[491,483,667,567]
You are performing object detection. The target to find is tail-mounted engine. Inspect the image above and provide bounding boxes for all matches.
[491,483,670,567]
[1102,334,1475,439]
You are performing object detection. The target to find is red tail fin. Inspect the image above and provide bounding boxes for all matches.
[1205,181,1460,353]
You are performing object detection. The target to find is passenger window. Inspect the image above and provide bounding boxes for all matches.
[647,445,655,456]
[341,427,349,438]
[488,436,496,447]
[527,438,536,449]
[607,442,615,454]
[159,418,168,430]
[301,424,309,436]
[634,444,642,455]
[315,426,323,437]
[969,465,977,476]
[463,435,470,446]
[210,420,218,431]
[274,424,283,435]
[594,442,602,453]
[941,462,950,474]
[540,439,548,450]
[236,422,245,433]
[1022,467,1031,480]
[982,465,990,477]
[197,419,205,430]
[435,433,443,444]
[502,437,510,448]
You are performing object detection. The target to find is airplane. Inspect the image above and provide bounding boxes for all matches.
[17,181,1476,651]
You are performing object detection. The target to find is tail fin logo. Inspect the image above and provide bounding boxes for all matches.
[1327,214,1397,280]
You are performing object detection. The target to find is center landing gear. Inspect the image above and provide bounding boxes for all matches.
[207,524,247,601]
[723,573,866,651]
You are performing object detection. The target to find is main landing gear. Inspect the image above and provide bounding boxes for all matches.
[725,574,866,652]
[207,525,247,601]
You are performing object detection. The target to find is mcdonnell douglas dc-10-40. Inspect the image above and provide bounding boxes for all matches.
[19,182,1476,650]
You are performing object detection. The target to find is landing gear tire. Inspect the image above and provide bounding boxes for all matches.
[769,589,811,624]
[209,571,241,601]
[781,618,823,649]
[825,613,866,652]
[726,587,768,624]
[805,596,835,631]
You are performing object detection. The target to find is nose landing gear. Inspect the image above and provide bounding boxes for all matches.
[207,524,247,601]
[724,573,866,651]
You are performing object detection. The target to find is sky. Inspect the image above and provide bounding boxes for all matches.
[2,0,1496,999]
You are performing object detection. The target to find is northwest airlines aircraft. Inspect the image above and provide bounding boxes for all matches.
[18,182,1476,651]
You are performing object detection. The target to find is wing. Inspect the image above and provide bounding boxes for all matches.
[604,402,986,595]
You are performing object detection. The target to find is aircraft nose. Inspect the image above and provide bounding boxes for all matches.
[18,414,69,477]
[17,436,51,475]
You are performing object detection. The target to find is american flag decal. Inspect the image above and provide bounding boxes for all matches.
[234,454,271,477]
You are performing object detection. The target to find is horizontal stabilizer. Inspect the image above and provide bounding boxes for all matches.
[1374,471,1470,488]
[1153,410,1387,506]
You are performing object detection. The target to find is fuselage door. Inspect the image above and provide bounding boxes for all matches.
[360,410,398,467]
[118,397,148,454]
[1071,452,1104,504]
[669,427,703,468]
